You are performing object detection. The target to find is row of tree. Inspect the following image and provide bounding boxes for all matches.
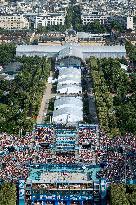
[88,56,136,136]
[89,57,117,135]
[110,184,136,205]
[0,45,51,134]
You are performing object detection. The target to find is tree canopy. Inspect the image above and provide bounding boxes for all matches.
[0,43,16,65]
[0,55,51,134]
[0,183,16,205]
[125,41,136,64]
[110,184,136,205]
[88,56,136,136]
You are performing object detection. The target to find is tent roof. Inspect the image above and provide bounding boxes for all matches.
[53,107,83,118]
[54,96,83,108]
[59,67,81,76]
[58,76,81,84]
[57,84,82,90]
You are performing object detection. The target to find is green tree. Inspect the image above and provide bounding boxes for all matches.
[0,43,16,65]
[0,183,16,205]
[0,56,51,134]
[84,20,106,33]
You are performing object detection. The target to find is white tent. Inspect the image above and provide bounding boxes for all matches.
[58,76,81,85]
[54,96,83,110]
[52,107,83,124]
[57,84,82,94]
[59,67,81,76]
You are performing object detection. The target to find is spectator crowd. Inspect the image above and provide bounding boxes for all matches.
[0,126,135,183]
[97,132,136,183]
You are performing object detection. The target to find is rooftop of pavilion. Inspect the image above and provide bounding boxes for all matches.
[16,43,126,60]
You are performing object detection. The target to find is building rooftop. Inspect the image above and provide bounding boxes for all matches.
[54,96,82,109]
[3,62,22,74]
[16,43,126,59]
[57,84,82,93]
[57,45,83,60]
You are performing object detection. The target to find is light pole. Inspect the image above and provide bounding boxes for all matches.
[19,127,23,138]
[125,150,127,184]
[123,144,127,184]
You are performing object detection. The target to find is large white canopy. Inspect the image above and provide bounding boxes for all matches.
[58,67,81,84]
[52,107,83,124]
[54,96,83,109]
[53,96,83,124]
[58,76,81,85]
[57,84,82,94]
[58,67,81,80]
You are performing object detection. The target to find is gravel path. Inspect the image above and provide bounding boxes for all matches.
[36,72,53,124]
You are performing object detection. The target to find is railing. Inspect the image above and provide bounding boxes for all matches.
[28,163,100,171]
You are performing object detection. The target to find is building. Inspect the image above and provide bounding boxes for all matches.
[16,43,126,59]
[0,31,33,44]
[127,16,134,30]
[3,62,22,75]
[129,7,136,17]
[81,13,134,31]
[121,32,136,45]
[35,13,65,28]
[65,29,78,43]
[81,14,109,25]
[77,32,110,45]
[38,32,65,44]
[0,15,29,30]
[37,31,111,45]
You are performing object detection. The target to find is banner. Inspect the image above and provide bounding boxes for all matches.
[19,180,25,205]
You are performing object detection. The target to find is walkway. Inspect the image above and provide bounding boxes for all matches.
[36,72,53,124]
[86,75,98,124]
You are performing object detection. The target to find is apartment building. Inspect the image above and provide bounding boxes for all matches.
[0,15,29,30]
[81,14,109,25]
[35,13,65,28]
[127,16,134,30]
